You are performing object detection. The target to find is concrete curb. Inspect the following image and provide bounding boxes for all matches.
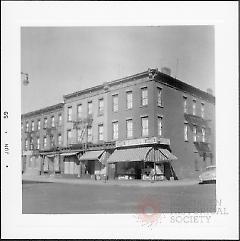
[22,175,199,187]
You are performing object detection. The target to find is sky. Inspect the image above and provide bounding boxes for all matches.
[21,26,215,114]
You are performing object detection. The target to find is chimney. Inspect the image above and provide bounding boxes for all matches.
[161,67,171,76]
[206,88,213,95]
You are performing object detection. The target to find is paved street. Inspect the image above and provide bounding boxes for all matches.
[22,180,216,214]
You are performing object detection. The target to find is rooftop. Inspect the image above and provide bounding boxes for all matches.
[63,68,215,104]
[21,102,64,119]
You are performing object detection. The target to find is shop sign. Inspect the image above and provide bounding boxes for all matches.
[116,137,170,147]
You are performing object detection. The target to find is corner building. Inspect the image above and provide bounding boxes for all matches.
[62,68,215,180]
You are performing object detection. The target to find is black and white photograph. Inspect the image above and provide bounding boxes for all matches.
[2,2,239,240]
[21,25,216,215]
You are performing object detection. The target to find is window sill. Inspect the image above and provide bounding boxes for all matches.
[157,105,164,108]
[184,140,189,142]
[140,105,148,108]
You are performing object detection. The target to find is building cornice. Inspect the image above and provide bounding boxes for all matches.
[155,72,215,104]
[21,103,64,119]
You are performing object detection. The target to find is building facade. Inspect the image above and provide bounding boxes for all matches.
[21,103,64,175]
[21,68,215,180]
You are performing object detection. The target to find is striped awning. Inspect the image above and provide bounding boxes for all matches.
[60,152,79,157]
[140,148,177,163]
[107,147,152,164]
[79,150,105,161]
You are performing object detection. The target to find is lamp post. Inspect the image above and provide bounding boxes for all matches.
[21,72,29,85]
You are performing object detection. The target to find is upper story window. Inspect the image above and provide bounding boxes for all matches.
[112,94,118,112]
[26,121,29,132]
[37,119,41,130]
[183,96,187,113]
[43,118,48,128]
[112,121,119,140]
[58,114,62,126]
[184,123,188,141]
[50,135,54,147]
[43,136,47,148]
[193,125,197,142]
[157,87,163,106]
[77,104,82,120]
[98,98,104,115]
[51,116,55,127]
[141,87,148,106]
[192,99,196,115]
[126,91,133,109]
[36,137,40,149]
[98,124,104,141]
[67,106,72,121]
[58,134,62,146]
[88,101,93,116]
[202,128,206,142]
[201,103,205,118]
[87,126,93,142]
[126,119,133,138]
[141,116,149,136]
[67,129,72,145]
[31,120,35,131]
[25,139,28,150]
[30,138,33,150]
[158,116,163,136]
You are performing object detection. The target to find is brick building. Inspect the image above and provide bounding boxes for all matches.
[21,68,215,180]
[21,103,64,175]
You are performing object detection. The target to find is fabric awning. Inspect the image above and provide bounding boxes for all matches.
[79,150,105,161]
[145,148,177,162]
[45,154,55,158]
[107,147,152,164]
[60,152,79,157]
[160,149,178,160]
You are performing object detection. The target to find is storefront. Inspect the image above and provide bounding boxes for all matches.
[107,137,178,180]
[22,150,41,175]
[60,152,80,175]
[78,150,109,178]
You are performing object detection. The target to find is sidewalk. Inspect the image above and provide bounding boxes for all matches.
[22,174,199,187]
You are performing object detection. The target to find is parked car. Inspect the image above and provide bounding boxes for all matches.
[199,166,216,184]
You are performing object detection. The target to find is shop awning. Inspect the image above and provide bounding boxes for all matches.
[160,149,178,160]
[60,152,79,157]
[145,148,177,162]
[107,147,152,164]
[45,154,55,158]
[79,150,105,161]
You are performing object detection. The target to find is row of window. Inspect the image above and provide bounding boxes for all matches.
[24,134,62,150]
[66,87,163,121]
[66,116,163,144]
[183,96,205,118]
[184,124,206,142]
[24,114,62,132]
